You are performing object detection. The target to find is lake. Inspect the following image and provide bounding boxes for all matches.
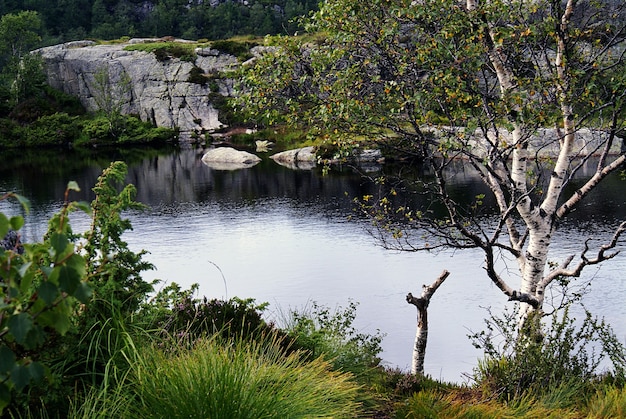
[1,146,625,383]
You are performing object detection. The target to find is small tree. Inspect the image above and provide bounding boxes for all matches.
[91,67,132,138]
[239,0,626,330]
[0,11,45,107]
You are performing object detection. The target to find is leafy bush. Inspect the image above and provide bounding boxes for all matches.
[77,114,176,146]
[124,42,195,62]
[282,300,384,377]
[3,162,156,416]
[24,112,82,146]
[470,306,626,401]
[210,40,256,61]
[187,66,206,85]
[0,188,92,413]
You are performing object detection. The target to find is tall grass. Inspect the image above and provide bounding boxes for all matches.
[123,335,362,418]
[585,385,626,418]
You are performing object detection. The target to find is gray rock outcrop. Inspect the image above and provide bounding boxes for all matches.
[34,39,239,142]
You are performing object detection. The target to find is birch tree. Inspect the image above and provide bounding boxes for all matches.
[239,0,626,327]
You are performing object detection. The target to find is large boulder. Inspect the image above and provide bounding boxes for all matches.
[34,39,239,142]
[201,147,261,170]
[270,146,317,170]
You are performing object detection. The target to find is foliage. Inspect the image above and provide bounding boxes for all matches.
[125,336,362,418]
[469,305,626,401]
[82,161,155,317]
[4,162,157,416]
[0,187,92,413]
[211,39,257,61]
[0,11,45,109]
[186,65,206,85]
[8,85,85,124]
[153,295,283,344]
[77,114,177,146]
[123,42,196,62]
[240,0,626,337]
[282,300,384,377]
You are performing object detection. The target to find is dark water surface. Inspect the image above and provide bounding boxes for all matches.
[1,146,625,382]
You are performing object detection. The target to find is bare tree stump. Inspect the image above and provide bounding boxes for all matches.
[406,269,450,375]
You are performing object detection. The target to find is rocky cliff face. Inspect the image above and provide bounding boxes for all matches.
[35,39,240,142]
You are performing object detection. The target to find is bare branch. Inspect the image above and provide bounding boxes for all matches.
[540,221,626,288]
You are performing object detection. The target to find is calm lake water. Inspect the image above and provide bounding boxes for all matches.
[1,146,625,383]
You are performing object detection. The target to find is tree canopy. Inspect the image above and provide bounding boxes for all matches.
[0,0,318,43]
[239,0,626,324]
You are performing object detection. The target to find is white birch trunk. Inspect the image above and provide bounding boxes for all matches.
[406,270,450,375]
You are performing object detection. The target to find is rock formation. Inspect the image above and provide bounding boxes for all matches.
[34,39,240,142]
[202,146,261,170]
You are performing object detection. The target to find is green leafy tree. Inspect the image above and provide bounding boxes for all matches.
[239,0,626,330]
[91,67,132,138]
[0,11,45,108]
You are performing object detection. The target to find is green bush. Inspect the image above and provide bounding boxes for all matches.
[124,42,195,62]
[187,66,206,85]
[210,40,256,61]
[470,306,626,401]
[0,187,93,414]
[24,112,82,146]
[282,300,384,377]
[77,114,176,146]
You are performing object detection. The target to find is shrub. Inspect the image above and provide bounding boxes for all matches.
[23,112,82,146]
[0,187,93,414]
[470,305,626,401]
[124,42,195,62]
[77,114,176,146]
[187,66,206,85]
[210,39,256,61]
[282,300,384,377]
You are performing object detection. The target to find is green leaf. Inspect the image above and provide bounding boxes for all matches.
[27,361,45,382]
[7,313,33,345]
[74,201,92,214]
[49,233,70,257]
[38,281,58,305]
[9,216,23,231]
[66,253,86,277]
[0,382,10,413]
[57,265,80,293]
[0,213,8,239]
[18,268,33,294]
[0,346,16,374]
[10,364,30,391]
[38,309,71,335]
[13,194,30,215]
[74,282,93,303]
[17,261,32,278]
[58,265,81,294]
[66,181,80,192]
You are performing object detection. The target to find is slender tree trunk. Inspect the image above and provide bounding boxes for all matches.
[406,269,450,375]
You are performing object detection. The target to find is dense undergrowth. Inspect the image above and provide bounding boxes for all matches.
[0,84,176,149]
[1,162,625,418]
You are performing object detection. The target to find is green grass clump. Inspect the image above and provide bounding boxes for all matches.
[125,336,362,418]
